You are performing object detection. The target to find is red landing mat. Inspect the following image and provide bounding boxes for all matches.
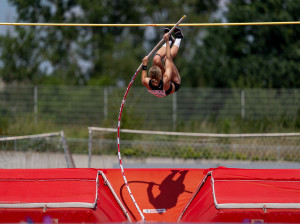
[101,168,206,222]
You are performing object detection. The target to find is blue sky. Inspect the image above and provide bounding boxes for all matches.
[0,0,17,35]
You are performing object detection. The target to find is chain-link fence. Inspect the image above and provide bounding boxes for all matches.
[88,127,300,167]
[0,85,299,130]
[0,131,75,168]
[1,85,299,167]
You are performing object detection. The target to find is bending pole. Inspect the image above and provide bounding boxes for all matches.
[116,15,186,222]
[0,21,299,27]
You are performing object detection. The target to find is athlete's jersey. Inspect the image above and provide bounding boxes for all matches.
[147,89,166,97]
[148,79,172,97]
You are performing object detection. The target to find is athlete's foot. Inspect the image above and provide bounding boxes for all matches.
[164,28,175,47]
[174,27,184,39]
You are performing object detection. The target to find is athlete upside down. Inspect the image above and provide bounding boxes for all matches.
[141,28,184,97]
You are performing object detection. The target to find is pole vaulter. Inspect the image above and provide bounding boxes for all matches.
[116,15,186,222]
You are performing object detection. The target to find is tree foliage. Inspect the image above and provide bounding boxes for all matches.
[0,0,299,88]
[0,0,217,86]
[187,0,300,88]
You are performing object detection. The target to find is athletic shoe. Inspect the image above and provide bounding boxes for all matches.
[164,28,175,47]
[174,27,184,39]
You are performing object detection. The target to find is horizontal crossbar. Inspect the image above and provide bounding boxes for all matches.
[0,21,300,27]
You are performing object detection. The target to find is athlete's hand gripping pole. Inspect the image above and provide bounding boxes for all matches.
[117,15,186,222]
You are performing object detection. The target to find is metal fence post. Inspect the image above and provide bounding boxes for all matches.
[104,88,108,119]
[241,89,245,119]
[173,93,177,130]
[60,131,75,168]
[34,86,38,125]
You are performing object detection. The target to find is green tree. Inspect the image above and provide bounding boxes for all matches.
[0,26,41,83]
[0,0,82,85]
[187,0,300,88]
[0,0,219,86]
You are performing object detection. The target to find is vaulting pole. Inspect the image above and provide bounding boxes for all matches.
[116,15,186,222]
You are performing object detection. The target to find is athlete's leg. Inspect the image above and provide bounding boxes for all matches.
[153,28,183,80]
[153,28,176,70]
[153,39,180,69]
[171,60,181,84]
[153,51,165,73]
[171,27,183,58]
[170,45,179,59]
[170,28,184,84]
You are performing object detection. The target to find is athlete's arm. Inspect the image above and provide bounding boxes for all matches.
[141,56,151,88]
[163,33,173,91]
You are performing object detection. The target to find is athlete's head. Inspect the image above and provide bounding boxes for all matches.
[149,66,162,86]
